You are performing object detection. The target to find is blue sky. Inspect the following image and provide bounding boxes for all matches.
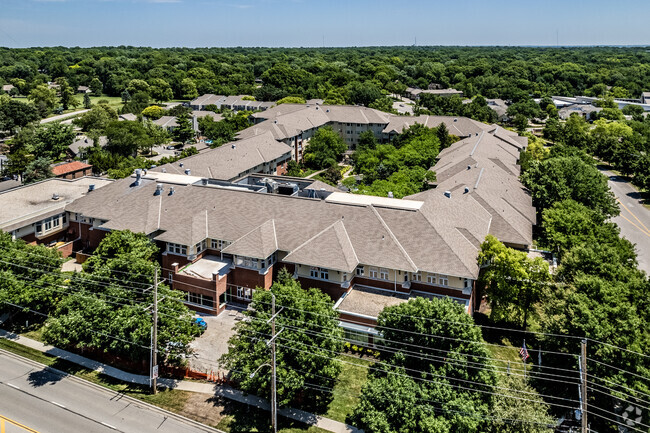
[1,0,649,48]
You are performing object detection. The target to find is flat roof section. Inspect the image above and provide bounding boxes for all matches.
[336,286,409,319]
[325,192,423,211]
[180,255,232,280]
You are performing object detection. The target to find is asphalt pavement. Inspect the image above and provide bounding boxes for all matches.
[0,350,222,433]
[600,167,650,275]
[39,109,90,124]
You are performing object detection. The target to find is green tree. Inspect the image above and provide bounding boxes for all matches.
[141,105,165,120]
[23,157,53,184]
[121,89,131,104]
[89,77,103,96]
[0,95,39,134]
[172,111,194,144]
[73,104,118,132]
[478,235,551,329]
[28,84,58,117]
[55,77,79,111]
[180,78,198,100]
[303,126,347,169]
[489,374,554,433]
[221,268,343,406]
[43,230,199,364]
[105,120,152,157]
[83,92,92,109]
[276,96,306,105]
[352,297,497,433]
[521,156,618,218]
[148,78,173,104]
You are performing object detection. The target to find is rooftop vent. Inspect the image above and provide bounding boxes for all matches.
[453,118,458,122]
[88,184,95,192]
[464,186,470,194]
[162,168,166,173]
[179,162,184,168]
[387,191,394,198]
[169,186,175,196]
[201,178,208,185]
[467,165,471,170]
[444,190,451,198]
[232,143,236,149]
[326,109,330,113]
[184,168,191,175]
[274,120,278,124]
[134,168,142,186]
[52,193,60,200]
[154,183,163,196]
[142,169,147,176]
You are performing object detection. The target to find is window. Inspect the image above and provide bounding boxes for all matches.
[413,272,422,282]
[194,240,206,254]
[186,292,214,308]
[211,239,219,249]
[379,268,389,280]
[168,243,187,255]
[439,275,449,286]
[62,213,67,224]
[427,274,436,284]
[52,218,60,228]
[310,267,319,278]
[369,267,378,278]
[320,268,329,280]
[309,267,328,280]
[44,219,52,231]
[344,329,369,346]
[355,266,365,277]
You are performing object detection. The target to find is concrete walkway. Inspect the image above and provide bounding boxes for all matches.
[40,109,91,124]
[0,329,361,433]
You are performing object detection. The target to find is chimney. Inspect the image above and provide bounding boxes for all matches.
[154,183,163,196]
[169,186,175,196]
[444,190,451,198]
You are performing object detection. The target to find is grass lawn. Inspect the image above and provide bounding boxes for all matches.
[73,94,123,110]
[321,354,371,423]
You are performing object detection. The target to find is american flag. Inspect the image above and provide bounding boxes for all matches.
[520,342,530,362]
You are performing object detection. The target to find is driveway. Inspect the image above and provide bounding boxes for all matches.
[600,167,650,274]
[188,307,244,374]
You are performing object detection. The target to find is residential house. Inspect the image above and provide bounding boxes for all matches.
[52,161,94,179]
[405,87,463,100]
[151,131,292,181]
[153,116,178,132]
[642,92,650,105]
[77,86,91,94]
[2,84,15,94]
[0,177,112,254]
[119,113,138,122]
[558,104,602,121]
[68,135,107,159]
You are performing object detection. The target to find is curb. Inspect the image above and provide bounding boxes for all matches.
[0,348,226,433]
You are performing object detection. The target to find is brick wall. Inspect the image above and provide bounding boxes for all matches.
[296,276,345,300]
[229,266,273,290]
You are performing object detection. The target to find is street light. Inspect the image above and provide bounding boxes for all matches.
[249,363,271,379]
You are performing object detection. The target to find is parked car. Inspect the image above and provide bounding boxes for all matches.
[193,317,208,331]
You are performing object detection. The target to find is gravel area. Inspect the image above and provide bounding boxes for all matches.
[188,307,243,374]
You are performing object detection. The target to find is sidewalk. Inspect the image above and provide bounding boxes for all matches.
[0,329,361,433]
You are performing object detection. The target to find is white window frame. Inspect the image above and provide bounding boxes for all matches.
[369,267,378,279]
[379,268,389,280]
[439,275,449,286]
[355,266,365,277]
[413,272,422,282]
[320,268,329,280]
[427,274,436,284]
[168,243,187,255]
[310,266,319,278]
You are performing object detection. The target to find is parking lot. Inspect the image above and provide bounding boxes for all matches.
[187,306,245,374]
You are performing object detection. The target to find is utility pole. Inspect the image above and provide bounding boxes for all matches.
[152,268,158,395]
[271,293,277,433]
[581,339,587,433]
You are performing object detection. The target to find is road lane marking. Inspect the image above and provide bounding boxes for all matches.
[51,401,66,408]
[6,383,19,390]
[0,414,41,433]
[618,199,650,235]
[101,422,117,430]
[618,214,650,238]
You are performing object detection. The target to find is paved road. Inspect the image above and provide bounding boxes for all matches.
[600,167,650,274]
[40,109,90,124]
[0,350,221,433]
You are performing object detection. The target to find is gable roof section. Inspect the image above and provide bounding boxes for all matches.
[283,220,358,273]
[222,219,278,259]
[52,161,92,176]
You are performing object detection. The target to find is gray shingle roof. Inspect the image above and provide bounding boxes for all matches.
[151,131,292,181]
[222,219,278,259]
